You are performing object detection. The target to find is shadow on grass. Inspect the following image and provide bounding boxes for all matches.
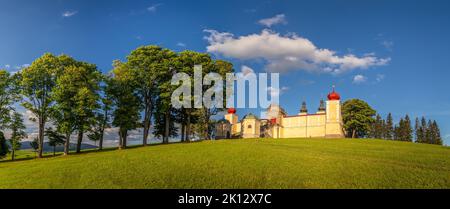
[0,140,205,164]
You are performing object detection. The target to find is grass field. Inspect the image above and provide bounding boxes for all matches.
[0,138,449,189]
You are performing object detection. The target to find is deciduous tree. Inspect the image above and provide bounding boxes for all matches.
[45,127,65,156]
[110,61,141,149]
[342,99,376,138]
[20,53,61,158]
[9,112,27,160]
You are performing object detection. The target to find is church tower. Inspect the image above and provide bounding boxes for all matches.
[225,108,240,136]
[225,108,238,125]
[325,86,345,138]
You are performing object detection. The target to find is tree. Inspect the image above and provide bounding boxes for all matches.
[45,127,65,156]
[157,50,179,143]
[421,117,429,143]
[414,117,423,143]
[384,113,394,140]
[369,114,383,139]
[52,63,101,154]
[0,131,8,159]
[19,53,61,158]
[0,70,18,159]
[9,112,27,161]
[87,85,113,150]
[126,46,173,146]
[402,115,413,142]
[342,99,376,138]
[429,120,442,145]
[110,61,141,149]
[176,51,211,141]
[425,120,433,144]
[0,70,20,130]
[152,101,179,140]
[29,138,39,158]
[198,59,234,140]
[394,123,401,140]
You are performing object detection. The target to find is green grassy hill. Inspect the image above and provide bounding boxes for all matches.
[0,138,449,189]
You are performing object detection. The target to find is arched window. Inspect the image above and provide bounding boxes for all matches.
[247,125,252,129]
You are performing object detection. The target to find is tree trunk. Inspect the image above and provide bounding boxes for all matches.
[76,129,83,153]
[38,117,44,158]
[181,123,185,142]
[164,110,170,144]
[118,129,123,150]
[99,130,104,151]
[122,130,127,149]
[142,92,153,146]
[118,128,127,149]
[352,129,356,138]
[186,110,191,142]
[203,108,210,140]
[11,149,15,161]
[64,133,70,156]
[143,102,152,146]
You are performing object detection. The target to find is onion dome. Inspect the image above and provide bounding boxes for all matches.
[227,108,236,114]
[300,101,308,113]
[327,86,341,101]
[318,99,326,111]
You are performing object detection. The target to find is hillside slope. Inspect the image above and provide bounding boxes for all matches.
[0,138,449,189]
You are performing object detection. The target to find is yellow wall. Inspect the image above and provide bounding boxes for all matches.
[223,99,344,139]
[280,114,326,138]
[242,119,260,138]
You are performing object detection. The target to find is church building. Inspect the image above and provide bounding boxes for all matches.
[215,88,345,139]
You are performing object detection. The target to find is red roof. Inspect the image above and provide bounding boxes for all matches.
[327,87,341,100]
[227,108,236,114]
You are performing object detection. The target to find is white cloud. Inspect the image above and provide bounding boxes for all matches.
[353,74,367,84]
[176,42,186,47]
[241,65,254,76]
[258,14,287,27]
[376,74,385,82]
[204,29,390,74]
[15,64,29,69]
[147,4,162,12]
[4,64,10,69]
[267,86,289,97]
[62,11,78,18]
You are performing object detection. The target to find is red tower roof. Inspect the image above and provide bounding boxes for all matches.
[227,108,236,114]
[327,86,341,101]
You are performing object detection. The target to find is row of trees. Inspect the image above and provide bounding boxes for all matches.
[369,114,442,144]
[342,99,443,145]
[0,45,233,160]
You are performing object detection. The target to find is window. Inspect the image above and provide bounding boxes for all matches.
[247,125,252,129]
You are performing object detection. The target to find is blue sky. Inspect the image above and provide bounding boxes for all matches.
[1,0,450,144]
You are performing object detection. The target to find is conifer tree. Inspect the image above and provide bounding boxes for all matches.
[9,112,27,161]
[414,117,420,142]
[425,120,432,144]
[421,117,428,143]
[430,120,442,145]
[403,115,413,142]
[385,113,394,140]
[370,114,383,139]
[393,124,400,140]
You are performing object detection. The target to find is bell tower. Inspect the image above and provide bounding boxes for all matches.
[225,108,238,125]
[325,86,345,138]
